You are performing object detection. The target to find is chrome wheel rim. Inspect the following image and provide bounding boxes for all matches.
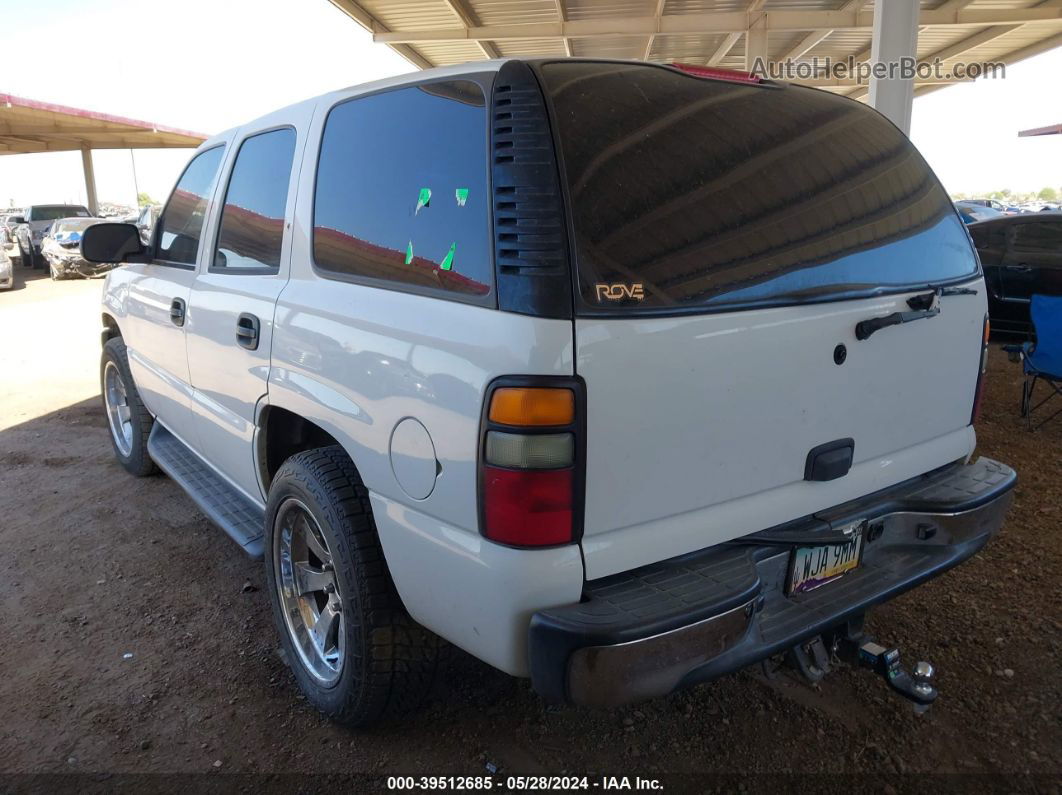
[274,498,345,685]
[103,361,134,457]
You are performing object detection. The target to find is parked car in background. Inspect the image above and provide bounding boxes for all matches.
[82,59,1015,726]
[41,217,113,279]
[955,200,1005,225]
[970,213,1062,338]
[962,198,1008,214]
[2,213,21,252]
[12,204,92,267]
[135,204,161,245]
[0,244,12,290]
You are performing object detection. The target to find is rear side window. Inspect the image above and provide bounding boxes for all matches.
[157,146,225,265]
[313,80,491,298]
[1011,221,1062,254]
[539,62,978,313]
[213,128,297,272]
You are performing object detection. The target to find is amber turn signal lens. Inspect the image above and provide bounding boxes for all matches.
[489,387,575,427]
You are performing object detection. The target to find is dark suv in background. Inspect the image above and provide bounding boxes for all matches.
[971,214,1062,337]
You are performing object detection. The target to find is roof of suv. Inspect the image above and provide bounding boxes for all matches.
[199,58,773,154]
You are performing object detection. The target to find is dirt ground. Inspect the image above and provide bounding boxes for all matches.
[0,268,1058,791]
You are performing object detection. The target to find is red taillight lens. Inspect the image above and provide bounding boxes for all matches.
[483,466,573,546]
[971,315,990,424]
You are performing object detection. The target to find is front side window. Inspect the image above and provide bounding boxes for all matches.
[313,80,491,297]
[213,128,297,271]
[156,146,225,265]
[539,61,978,313]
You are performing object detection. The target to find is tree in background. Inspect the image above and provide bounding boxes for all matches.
[1037,187,1058,201]
[137,191,157,207]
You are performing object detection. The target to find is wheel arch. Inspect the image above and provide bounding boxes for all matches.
[256,404,348,494]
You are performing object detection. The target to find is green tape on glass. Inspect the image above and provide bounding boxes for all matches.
[405,241,413,265]
[440,242,456,271]
[455,188,469,206]
[415,187,431,215]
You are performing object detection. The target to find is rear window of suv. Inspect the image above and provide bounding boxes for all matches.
[30,205,90,221]
[539,61,977,313]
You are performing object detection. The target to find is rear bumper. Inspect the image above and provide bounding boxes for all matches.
[529,456,1016,707]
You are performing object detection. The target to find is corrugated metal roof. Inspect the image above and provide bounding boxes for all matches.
[329,0,1062,100]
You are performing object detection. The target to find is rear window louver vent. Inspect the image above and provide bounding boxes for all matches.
[491,61,573,319]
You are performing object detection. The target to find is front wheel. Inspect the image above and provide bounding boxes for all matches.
[18,242,33,268]
[101,337,157,476]
[264,446,445,727]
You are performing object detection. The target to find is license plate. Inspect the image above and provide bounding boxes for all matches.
[787,523,864,594]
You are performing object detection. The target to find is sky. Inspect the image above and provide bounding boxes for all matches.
[0,0,1059,208]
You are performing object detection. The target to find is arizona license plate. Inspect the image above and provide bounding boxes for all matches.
[788,524,864,594]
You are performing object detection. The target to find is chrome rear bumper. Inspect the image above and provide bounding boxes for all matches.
[530,457,1016,708]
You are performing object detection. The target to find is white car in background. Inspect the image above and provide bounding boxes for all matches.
[0,245,12,290]
[40,217,113,279]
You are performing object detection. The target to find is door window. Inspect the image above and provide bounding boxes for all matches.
[213,128,297,272]
[156,146,225,265]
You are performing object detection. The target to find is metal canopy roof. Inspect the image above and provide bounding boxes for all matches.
[0,92,207,155]
[329,0,1062,100]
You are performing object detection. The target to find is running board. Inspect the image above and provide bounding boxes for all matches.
[147,424,265,558]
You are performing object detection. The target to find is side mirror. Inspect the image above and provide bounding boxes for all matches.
[81,223,147,264]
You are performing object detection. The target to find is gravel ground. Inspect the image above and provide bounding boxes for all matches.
[0,269,1058,791]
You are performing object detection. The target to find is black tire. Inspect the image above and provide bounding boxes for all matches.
[264,445,444,727]
[18,241,33,268]
[100,336,157,476]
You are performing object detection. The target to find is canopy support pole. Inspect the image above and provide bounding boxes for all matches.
[868,0,919,135]
[81,145,98,215]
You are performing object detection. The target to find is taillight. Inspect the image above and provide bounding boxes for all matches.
[479,380,583,547]
[971,315,990,424]
[667,62,763,84]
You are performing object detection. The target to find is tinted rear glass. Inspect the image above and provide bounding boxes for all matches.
[539,62,977,313]
[313,80,491,298]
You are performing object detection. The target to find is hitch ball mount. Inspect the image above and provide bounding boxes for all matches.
[786,624,939,714]
[847,639,938,714]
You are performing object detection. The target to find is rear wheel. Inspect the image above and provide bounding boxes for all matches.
[265,445,444,726]
[101,337,157,476]
[18,242,32,268]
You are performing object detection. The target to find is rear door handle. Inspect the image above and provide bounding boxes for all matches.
[236,313,260,350]
[169,298,186,327]
[1005,264,1031,272]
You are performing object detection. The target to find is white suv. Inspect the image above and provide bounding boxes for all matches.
[83,59,1016,726]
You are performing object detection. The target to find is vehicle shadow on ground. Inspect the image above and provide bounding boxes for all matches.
[4,260,48,290]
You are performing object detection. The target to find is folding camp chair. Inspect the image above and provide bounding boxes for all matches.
[1003,294,1062,431]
